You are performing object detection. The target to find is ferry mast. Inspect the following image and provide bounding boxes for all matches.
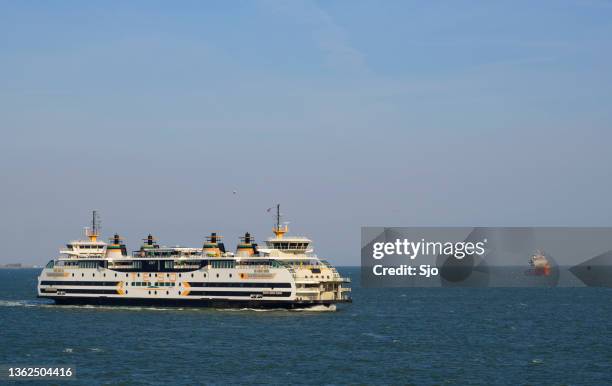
[85,210,100,242]
[273,204,288,239]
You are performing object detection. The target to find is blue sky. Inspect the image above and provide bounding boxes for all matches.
[1,0,611,265]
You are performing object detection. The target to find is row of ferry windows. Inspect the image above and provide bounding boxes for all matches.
[50,260,273,270]
[270,242,309,250]
[122,261,236,269]
[131,282,175,287]
[71,272,222,279]
[66,245,104,249]
[115,290,175,295]
[141,251,199,257]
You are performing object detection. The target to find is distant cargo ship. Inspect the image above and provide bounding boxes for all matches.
[37,206,351,309]
[526,250,551,276]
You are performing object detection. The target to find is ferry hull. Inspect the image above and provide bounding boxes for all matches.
[42,296,351,309]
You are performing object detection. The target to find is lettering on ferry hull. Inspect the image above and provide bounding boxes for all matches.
[239,273,276,279]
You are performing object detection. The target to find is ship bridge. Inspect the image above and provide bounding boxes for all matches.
[264,237,312,254]
[59,211,107,258]
[257,205,314,256]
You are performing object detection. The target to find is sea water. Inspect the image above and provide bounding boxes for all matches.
[1,268,611,385]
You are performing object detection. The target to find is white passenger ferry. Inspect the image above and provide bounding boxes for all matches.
[37,207,351,309]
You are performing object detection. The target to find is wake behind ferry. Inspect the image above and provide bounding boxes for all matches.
[37,207,351,309]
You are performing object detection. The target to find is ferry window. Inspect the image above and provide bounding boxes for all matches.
[216,274,219,278]
[204,274,207,278]
[166,291,169,295]
[92,274,95,277]
[212,260,235,269]
[191,274,194,278]
[72,273,74,277]
[178,291,181,295]
[81,273,84,277]
[126,290,128,294]
[103,274,106,277]
[229,274,232,278]
[114,273,117,277]
[126,274,128,277]
[154,291,157,295]
[148,291,151,294]
[179,274,182,278]
[45,260,54,268]
[166,273,170,278]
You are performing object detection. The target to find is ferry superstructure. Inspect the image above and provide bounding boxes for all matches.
[37,208,351,309]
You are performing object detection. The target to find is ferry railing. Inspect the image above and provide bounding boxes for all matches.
[319,260,351,283]
[277,261,297,278]
[318,260,341,278]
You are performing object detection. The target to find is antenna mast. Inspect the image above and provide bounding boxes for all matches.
[86,210,100,242]
[272,204,288,239]
[92,210,98,235]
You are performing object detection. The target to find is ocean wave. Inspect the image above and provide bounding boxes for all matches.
[216,305,337,312]
[361,332,391,340]
[291,304,336,312]
[0,299,50,307]
[0,300,336,313]
[216,308,288,312]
